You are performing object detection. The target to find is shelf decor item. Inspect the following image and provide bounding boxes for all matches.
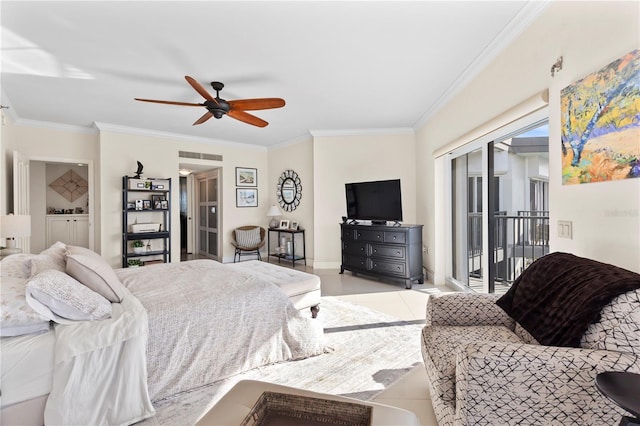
[132,240,145,254]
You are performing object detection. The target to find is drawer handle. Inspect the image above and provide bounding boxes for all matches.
[360,247,364,251]
[393,236,396,240]
[377,235,381,239]
[357,233,361,237]
[396,251,401,255]
[374,249,377,253]
[397,266,401,270]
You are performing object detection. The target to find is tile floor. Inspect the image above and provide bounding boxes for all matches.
[289,263,448,426]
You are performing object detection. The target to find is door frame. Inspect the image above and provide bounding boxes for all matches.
[194,168,221,260]
[13,151,95,252]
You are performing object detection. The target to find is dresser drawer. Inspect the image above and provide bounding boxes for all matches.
[370,244,406,260]
[343,254,367,270]
[342,227,356,240]
[384,231,406,244]
[356,230,384,242]
[370,259,406,277]
[342,241,367,255]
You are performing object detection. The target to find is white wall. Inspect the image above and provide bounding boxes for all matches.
[98,128,269,266]
[416,0,640,280]
[267,136,315,263]
[312,130,417,268]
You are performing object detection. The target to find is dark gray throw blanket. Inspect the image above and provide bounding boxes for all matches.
[496,252,640,348]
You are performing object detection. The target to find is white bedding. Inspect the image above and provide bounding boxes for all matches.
[116,259,325,402]
[44,285,155,425]
[0,329,55,408]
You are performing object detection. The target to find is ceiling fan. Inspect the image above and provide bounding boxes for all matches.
[135,76,285,128]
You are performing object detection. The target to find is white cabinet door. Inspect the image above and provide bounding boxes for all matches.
[72,216,89,248]
[46,215,89,248]
[47,216,72,246]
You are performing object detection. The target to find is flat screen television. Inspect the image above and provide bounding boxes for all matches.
[345,179,403,224]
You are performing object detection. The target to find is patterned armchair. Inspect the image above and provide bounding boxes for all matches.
[421,290,640,425]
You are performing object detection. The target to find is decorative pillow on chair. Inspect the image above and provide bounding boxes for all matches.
[0,275,51,336]
[66,245,126,302]
[26,270,112,323]
[236,228,261,248]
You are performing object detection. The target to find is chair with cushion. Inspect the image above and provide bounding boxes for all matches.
[421,252,640,425]
[231,226,266,262]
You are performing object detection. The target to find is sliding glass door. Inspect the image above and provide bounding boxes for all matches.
[448,119,549,293]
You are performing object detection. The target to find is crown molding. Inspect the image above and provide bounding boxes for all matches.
[309,127,414,138]
[92,122,267,151]
[267,132,313,151]
[12,118,98,135]
[413,0,551,129]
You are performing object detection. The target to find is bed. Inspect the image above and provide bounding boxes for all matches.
[1,245,324,425]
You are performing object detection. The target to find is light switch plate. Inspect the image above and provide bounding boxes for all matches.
[558,220,573,239]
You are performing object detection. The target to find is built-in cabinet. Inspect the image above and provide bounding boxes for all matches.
[46,214,89,248]
[340,223,424,289]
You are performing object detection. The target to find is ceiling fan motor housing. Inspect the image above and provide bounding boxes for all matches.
[205,99,229,118]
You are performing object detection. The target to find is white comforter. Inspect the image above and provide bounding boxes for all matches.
[116,259,325,402]
[44,286,155,426]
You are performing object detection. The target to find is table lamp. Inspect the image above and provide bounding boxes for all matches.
[267,205,282,229]
[1,214,31,256]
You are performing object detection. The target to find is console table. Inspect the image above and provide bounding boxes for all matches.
[340,222,424,289]
[267,228,306,267]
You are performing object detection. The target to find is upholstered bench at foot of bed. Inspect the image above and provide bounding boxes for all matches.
[226,260,321,318]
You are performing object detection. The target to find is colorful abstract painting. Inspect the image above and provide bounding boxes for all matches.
[561,49,640,185]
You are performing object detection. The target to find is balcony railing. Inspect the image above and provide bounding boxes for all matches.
[468,211,549,288]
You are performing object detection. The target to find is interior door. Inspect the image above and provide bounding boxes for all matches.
[13,150,30,253]
[197,171,219,260]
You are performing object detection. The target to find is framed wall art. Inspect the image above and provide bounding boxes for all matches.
[236,167,257,187]
[561,49,640,185]
[236,188,258,207]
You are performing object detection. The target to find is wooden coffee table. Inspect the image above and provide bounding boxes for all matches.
[195,380,419,426]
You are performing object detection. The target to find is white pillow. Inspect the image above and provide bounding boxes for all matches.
[29,254,66,277]
[26,270,112,323]
[65,245,125,303]
[0,253,38,279]
[0,275,51,336]
[39,241,67,270]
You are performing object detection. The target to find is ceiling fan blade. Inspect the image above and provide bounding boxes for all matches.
[135,98,203,107]
[229,98,285,111]
[227,110,269,128]
[193,111,214,126]
[185,76,219,105]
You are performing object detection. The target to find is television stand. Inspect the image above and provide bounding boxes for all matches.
[340,222,424,289]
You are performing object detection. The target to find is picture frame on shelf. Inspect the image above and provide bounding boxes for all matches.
[142,200,151,210]
[127,202,135,210]
[236,167,257,187]
[152,194,165,209]
[279,219,290,229]
[236,188,258,207]
[289,221,299,230]
[160,200,168,209]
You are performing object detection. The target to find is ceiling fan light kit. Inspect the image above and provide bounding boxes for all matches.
[135,76,285,128]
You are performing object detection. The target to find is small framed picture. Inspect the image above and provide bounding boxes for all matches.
[279,219,290,229]
[236,188,258,207]
[289,221,299,230]
[127,202,135,210]
[160,200,168,209]
[236,167,257,187]
[142,200,151,210]
[152,195,165,209]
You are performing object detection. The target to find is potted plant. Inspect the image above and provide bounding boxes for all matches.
[127,259,143,268]
[132,240,145,254]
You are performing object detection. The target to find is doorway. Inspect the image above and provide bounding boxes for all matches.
[179,167,221,261]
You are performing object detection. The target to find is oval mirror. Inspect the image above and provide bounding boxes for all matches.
[276,170,302,212]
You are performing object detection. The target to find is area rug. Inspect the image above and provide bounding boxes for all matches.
[138,296,425,426]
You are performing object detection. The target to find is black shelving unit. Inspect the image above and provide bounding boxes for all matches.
[122,176,171,268]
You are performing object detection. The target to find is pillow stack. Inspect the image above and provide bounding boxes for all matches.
[1,242,127,336]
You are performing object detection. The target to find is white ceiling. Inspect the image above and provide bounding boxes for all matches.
[1,1,545,148]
